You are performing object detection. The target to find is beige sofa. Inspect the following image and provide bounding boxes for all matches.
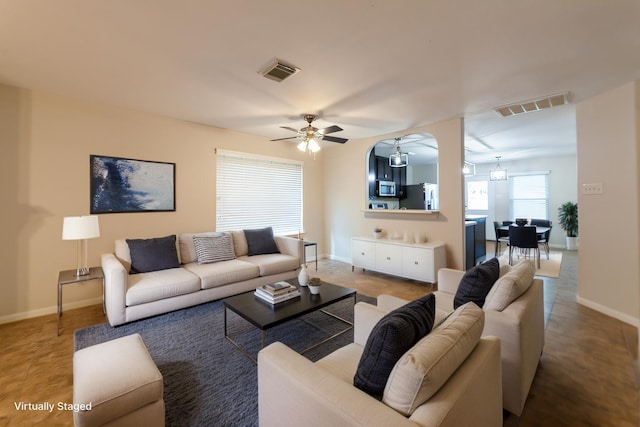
[102,230,303,326]
[433,261,544,416]
[258,300,503,427]
[375,261,544,416]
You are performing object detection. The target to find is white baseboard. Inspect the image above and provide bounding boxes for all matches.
[0,297,103,326]
[576,296,639,327]
[328,254,351,264]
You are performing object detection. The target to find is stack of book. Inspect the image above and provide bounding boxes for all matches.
[254,281,300,304]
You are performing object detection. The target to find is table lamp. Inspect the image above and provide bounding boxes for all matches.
[62,215,100,276]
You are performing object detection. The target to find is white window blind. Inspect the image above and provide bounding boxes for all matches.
[510,173,549,220]
[216,149,303,235]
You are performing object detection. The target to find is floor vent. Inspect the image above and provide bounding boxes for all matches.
[494,92,569,117]
[259,58,300,82]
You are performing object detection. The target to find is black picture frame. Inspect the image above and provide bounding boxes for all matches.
[90,155,176,214]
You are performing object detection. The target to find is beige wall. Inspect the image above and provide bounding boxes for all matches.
[0,84,326,322]
[576,81,640,326]
[323,118,465,270]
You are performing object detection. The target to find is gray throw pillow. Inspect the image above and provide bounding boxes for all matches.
[126,235,180,274]
[354,293,436,397]
[453,257,500,309]
[193,234,235,264]
[243,227,280,256]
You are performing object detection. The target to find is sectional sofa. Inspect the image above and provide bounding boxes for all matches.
[101,228,303,326]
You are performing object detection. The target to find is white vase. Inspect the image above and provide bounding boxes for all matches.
[298,264,309,286]
[414,232,426,243]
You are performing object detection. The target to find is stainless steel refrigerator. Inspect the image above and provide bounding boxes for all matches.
[400,183,438,210]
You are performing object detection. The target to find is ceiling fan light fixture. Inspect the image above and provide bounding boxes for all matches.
[307,139,321,153]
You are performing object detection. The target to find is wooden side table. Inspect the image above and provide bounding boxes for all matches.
[57,266,105,336]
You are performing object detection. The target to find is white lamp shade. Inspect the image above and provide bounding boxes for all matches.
[62,216,100,240]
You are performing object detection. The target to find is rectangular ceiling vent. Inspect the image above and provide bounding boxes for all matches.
[259,58,300,82]
[494,92,569,117]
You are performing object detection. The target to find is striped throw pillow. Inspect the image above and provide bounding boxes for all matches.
[193,233,235,264]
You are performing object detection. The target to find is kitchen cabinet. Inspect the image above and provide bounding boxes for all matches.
[351,237,446,283]
[373,155,406,198]
[465,216,487,269]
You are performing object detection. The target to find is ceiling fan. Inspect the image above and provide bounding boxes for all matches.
[270,114,348,151]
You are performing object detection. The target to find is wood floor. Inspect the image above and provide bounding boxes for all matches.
[1,250,638,426]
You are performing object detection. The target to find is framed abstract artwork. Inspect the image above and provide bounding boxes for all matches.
[90,155,176,214]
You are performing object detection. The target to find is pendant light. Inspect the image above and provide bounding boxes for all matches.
[389,138,408,168]
[489,156,507,181]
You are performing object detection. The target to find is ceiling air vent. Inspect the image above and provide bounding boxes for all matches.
[494,92,569,117]
[259,58,300,82]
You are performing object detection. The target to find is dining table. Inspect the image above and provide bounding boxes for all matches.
[498,225,550,236]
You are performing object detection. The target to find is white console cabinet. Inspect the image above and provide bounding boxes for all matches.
[351,237,446,283]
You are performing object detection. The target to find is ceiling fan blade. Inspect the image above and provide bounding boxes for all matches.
[318,125,343,135]
[270,136,297,141]
[280,126,300,133]
[322,135,348,144]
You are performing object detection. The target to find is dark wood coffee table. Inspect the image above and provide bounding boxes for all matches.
[223,279,356,362]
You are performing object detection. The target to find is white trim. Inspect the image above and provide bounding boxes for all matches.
[215,148,303,166]
[0,297,102,325]
[576,295,639,327]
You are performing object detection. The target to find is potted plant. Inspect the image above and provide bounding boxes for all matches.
[558,201,578,250]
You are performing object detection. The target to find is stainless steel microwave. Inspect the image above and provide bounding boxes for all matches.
[377,180,396,197]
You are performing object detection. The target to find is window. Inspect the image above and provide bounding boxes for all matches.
[467,180,489,210]
[509,173,549,219]
[216,149,303,235]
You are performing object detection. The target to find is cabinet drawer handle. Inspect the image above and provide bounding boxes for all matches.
[414,261,419,265]
[361,252,365,255]
[387,257,391,260]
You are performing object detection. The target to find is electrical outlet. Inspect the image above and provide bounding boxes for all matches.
[582,183,603,195]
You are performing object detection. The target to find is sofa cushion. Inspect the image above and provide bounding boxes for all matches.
[193,233,236,264]
[243,227,280,256]
[382,302,484,416]
[484,259,535,311]
[354,294,436,397]
[239,253,299,276]
[453,257,500,309]
[126,235,180,274]
[178,232,223,264]
[230,230,248,257]
[183,259,260,289]
[126,267,200,306]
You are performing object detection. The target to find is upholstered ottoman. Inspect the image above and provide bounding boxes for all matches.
[73,333,165,427]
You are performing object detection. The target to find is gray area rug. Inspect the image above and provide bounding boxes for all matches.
[74,294,375,427]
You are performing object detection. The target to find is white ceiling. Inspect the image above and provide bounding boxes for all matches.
[1,1,638,164]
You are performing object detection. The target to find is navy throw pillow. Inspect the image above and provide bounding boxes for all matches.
[127,235,180,274]
[243,227,280,256]
[354,293,436,397]
[453,257,500,309]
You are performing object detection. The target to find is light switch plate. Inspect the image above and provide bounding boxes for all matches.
[582,183,603,195]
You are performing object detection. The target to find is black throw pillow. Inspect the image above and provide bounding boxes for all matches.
[354,293,436,397]
[453,257,500,309]
[127,235,180,274]
[243,227,280,256]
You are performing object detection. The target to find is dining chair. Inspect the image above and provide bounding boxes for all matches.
[493,221,510,256]
[509,225,541,268]
[530,219,552,259]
